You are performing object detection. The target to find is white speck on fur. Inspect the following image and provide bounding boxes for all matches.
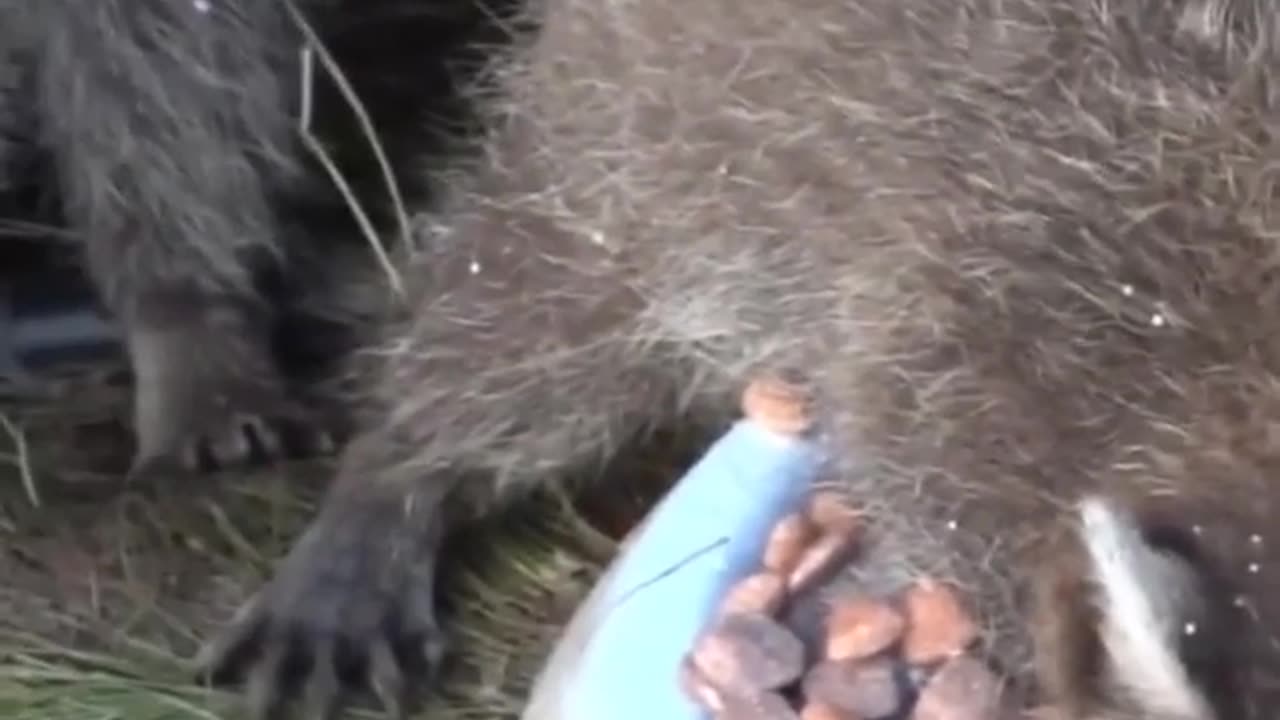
[193,0,211,12]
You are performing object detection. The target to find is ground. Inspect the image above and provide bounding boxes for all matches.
[0,359,672,719]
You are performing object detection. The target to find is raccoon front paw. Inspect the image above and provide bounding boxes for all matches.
[126,314,334,476]
[197,499,446,719]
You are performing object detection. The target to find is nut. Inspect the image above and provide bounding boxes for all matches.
[787,531,859,594]
[741,376,813,435]
[902,579,978,665]
[801,701,863,720]
[911,655,1005,720]
[722,572,789,616]
[803,658,903,720]
[807,492,862,535]
[717,691,802,720]
[680,657,726,712]
[764,513,818,574]
[692,612,807,693]
[825,598,905,661]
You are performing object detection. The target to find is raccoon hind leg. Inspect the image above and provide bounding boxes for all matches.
[30,0,332,474]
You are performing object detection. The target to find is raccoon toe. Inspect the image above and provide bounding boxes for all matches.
[125,314,334,476]
[173,407,333,473]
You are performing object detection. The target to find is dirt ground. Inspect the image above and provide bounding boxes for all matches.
[0,360,668,719]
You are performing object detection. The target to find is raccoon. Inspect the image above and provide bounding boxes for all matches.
[0,0,504,474]
[194,0,1276,717]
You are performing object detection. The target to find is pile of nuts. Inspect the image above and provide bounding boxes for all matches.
[679,491,1009,720]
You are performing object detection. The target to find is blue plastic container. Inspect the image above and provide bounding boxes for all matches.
[523,416,825,720]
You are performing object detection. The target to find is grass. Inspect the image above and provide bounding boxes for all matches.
[0,363,673,719]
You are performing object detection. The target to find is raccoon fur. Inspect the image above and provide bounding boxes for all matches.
[0,0,507,473]
[179,0,1277,717]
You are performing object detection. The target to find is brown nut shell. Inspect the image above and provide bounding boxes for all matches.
[802,658,902,720]
[764,513,818,574]
[742,376,813,435]
[787,531,859,594]
[680,657,726,713]
[911,655,1005,720]
[801,701,864,720]
[807,492,862,536]
[825,598,906,661]
[716,691,802,720]
[722,572,789,616]
[902,579,979,665]
[692,612,807,694]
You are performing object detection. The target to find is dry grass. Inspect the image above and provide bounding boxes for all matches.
[0,363,667,719]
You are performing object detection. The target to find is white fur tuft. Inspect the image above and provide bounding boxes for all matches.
[1078,497,1216,720]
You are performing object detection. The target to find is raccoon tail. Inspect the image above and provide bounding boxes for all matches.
[1077,496,1217,720]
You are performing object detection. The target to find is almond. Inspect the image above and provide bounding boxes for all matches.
[722,572,789,616]
[680,657,726,712]
[902,579,978,665]
[911,655,1005,720]
[716,691,802,720]
[801,701,864,720]
[692,612,807,693]
[787,531,859,594]
[807,492,862,536]
[764,512,818,574]
[741,376,813,435]
[802,658,902,720]
[825,598,905,661]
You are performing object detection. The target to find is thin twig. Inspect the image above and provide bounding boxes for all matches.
[0,414,39,508]
[297,45,405,300]
[286,0,410,301]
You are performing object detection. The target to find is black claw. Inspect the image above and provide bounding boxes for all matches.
[370,638,408,719]
[126,454,178,485]
[303,638,345,720]
[399,569,446,679]
[195,594,268,686]
[148,406,331,473]
[247,416,284,459]
[210,422,253,467]
[312,431,337,456]
[246,639,292,720]
[181,440,206,473]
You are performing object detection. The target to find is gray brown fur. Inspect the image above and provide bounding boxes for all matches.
[26,0,1271,717]
[0,0,499,472]
[5,0,308,469]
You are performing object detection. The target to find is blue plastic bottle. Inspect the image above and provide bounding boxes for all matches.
[524,414,825,720]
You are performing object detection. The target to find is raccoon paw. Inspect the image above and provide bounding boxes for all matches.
[196,498,446,720]
[125,314,334,476]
